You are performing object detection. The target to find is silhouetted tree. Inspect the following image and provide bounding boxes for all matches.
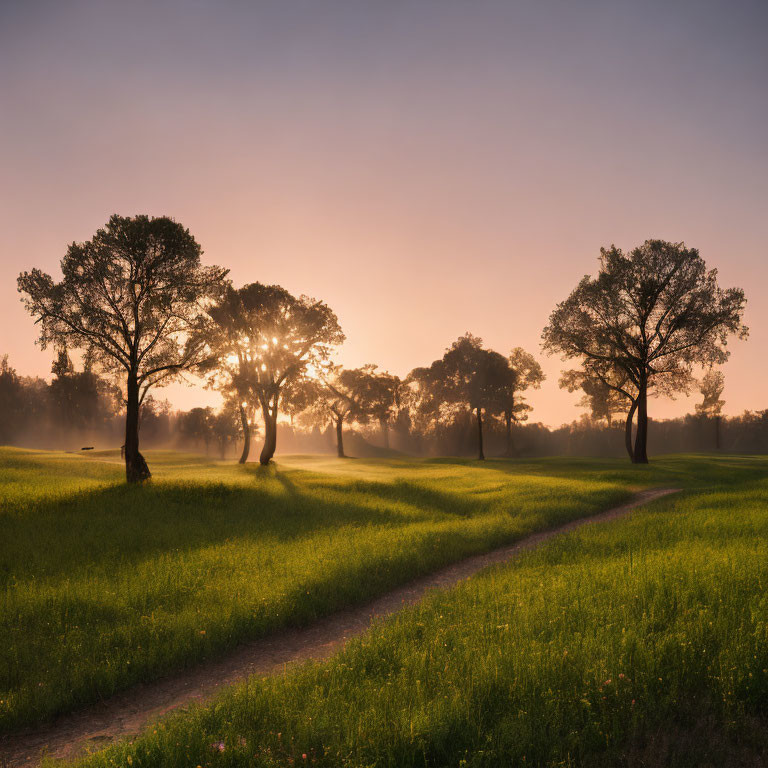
[282,375,321,426]
[403,365,444,449]
[501,348,544,456]
[0,355,37,445]
[48,349,120,441]
[559,367,633,438]
[357,366,401,448]
[211,402,243,459]
[427,334,513,460]
[299,367,375,458]
[203,283,343,465]
[696,369,725,450]
[178,407,215,454]
[18,215,227,481]
[543,240,747,463]
[138,395,173,445]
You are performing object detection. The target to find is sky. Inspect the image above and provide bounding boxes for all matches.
[1,0,766,426]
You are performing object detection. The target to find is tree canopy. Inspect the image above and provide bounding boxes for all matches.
[203,282,344,464]
[18,214,227,481]
[500,347,545,455]
[543,240,747,463]
[420,334,515,460]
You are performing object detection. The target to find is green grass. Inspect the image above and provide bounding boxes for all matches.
[69,455,768,768]
[0,448,662,734]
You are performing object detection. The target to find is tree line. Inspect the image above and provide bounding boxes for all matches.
[16,215,747,482]
[4,347,764,459]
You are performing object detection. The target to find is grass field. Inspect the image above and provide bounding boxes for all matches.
[0,448,657,733]
[66,455,768,768]
[2,449,765,762]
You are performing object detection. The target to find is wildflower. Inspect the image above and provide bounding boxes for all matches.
[303,754,308,760]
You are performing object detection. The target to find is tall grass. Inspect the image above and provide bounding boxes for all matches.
[73,458,768,767]
[0,448,671,732]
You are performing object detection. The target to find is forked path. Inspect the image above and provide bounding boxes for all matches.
[1,487,680,767]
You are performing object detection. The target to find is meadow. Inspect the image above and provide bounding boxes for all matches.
[67,455,768,768]
[1,447,657,733]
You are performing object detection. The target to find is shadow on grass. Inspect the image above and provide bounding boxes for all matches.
[4,454,763,586]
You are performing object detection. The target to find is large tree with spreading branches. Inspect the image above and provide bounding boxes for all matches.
[17,214,227,482]
[543,240,747,463]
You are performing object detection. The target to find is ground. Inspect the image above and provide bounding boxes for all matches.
[1,449,767,766]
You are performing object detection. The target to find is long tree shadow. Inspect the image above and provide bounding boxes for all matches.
[0,475,434,584]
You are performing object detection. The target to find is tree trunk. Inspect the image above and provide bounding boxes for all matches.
[380,418,390,449]
[238,404,250,464]
[259,408,277,465]
[633,380,649,464]
[336,415,346,458]
[125,373,151,483]
[624,398,638,461]
[476,407,485,461]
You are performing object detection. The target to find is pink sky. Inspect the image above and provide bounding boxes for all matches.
[1,1,766,426]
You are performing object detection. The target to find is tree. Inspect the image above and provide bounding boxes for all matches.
[317,367,375,458]
[178,407,215,454]
[211,403,243,459]
[204,283,344,465]
[500,348,545,456]
[48,349,120,441]
[282,375,321,426]
[357,366,401,449]
[696,369,725,450]
[0,355,36,445]
[427,334,513,461]
[18,215,227,482]
[403,365,445,449]
[560,369,624,427]
[542,240,747,463]
[138,395,173,446]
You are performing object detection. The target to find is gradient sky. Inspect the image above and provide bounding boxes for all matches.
[1,0,766,426]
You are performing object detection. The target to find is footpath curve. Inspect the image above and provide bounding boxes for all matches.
[0,487,680,767]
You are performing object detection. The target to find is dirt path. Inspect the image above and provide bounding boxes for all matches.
[0,487,679,767]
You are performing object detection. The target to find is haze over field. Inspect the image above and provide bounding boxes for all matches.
[1,0,766,425]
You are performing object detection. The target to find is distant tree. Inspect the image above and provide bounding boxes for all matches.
[178,406,215,454]
[427,334,514,461]
[48,348,120,439]
[0,355,33,444]
[403,365,444,446]
[696,370,725,418]
[501,348,544,456]
[696,369,726,450]
[304,367,375,458]
[211,403,243,459]
[18,215,227,481]
[138,395,173,445]
[542,240,747,463]
[357,366,401,449]
[203,283,344,465]
[559,368,630,428]
[282,375,321,426]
